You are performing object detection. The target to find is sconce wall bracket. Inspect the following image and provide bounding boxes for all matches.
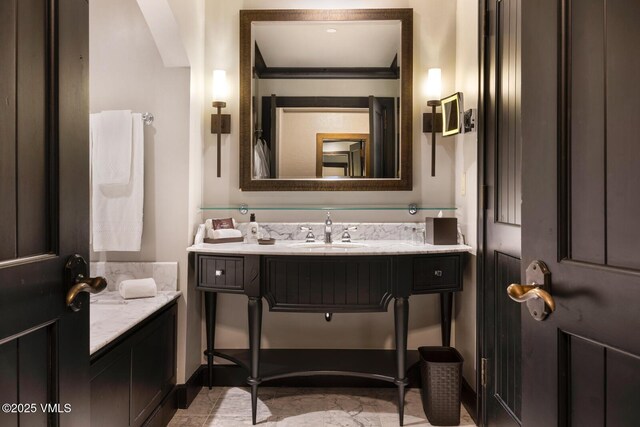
[211,114,231,134]
[422,112,442,133]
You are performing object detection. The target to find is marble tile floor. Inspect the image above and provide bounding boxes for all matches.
[169,387,476,427]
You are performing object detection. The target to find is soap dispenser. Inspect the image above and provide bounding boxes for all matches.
[248,213,259,244]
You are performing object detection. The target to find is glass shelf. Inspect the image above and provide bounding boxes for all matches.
[200,204,456,215]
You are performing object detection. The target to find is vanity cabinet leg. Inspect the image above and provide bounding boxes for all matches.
[248,297,262,425]
[440,292,453,347]
[204,292,217,389]
[394,297,409,426]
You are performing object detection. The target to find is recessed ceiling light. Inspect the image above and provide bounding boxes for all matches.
[326,28,337,33]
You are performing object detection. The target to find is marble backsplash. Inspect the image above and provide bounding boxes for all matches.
[90,261,178,292]
[235,222,426,241]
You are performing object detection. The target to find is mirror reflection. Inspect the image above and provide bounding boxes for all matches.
[251,20,402,180]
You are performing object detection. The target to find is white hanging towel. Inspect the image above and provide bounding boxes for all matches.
[91,112,144,251]
[253,139,270,178]
[91,110,133,185]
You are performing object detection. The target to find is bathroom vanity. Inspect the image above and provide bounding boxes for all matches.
[89,291,181,427]
[188,240,470,425]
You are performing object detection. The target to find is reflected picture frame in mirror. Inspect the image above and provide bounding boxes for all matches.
[239,9,413,191]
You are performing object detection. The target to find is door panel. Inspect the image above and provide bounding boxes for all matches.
[16,0,50,258]
[605,0,640,269]
[566,0,640,270]
[16,326,52,426]
[568,0,606,265]
[494,253,521,423]
[0,340,18,426]
[0,324,54,426]
[496,0,522,227]
[0,0,18,261]
[481,0,523,425]
[558,333,640,426]
[0,0,90,425]
[521,0,640,425]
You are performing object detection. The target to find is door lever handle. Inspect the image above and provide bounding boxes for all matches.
[64,254,107,312]
[66,275,107,311]
[507,284,555,313]
[507,260,554,321]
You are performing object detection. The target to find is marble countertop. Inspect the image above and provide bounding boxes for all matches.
[90,291,181,355]
[187,240,471,256]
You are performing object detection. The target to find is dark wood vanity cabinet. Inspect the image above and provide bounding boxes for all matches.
[90,303,177,427]
[196,253,463,305]
[193,250,465,426]
[263,256,394,312]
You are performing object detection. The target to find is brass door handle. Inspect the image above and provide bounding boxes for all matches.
[507,284,556,313]
[66,275,107,311]
[507,260,554,321]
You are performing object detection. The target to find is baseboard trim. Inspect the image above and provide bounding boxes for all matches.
[175,365,205,409]
[461,377,478,425]
[142,385,178,427]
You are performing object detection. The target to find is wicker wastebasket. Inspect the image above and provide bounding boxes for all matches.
[419,346,464,426]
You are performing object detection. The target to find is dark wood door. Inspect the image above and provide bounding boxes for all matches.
[369,95,384,178]
[0,0,90,426]
[480,0,523,425]
[521,0,640,425]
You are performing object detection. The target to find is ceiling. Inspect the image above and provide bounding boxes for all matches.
[253,21,401,68]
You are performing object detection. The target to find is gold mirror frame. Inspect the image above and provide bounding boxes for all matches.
[239,8,413,191]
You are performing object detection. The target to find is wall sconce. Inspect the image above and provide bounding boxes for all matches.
[211,69,231,178]
[423,68,442,177]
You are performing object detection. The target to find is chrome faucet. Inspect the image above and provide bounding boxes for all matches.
[324,212,333,244]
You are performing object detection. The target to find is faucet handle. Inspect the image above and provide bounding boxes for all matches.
[341,226,358,243]
[300,226,316,243]
[325,212,332,225]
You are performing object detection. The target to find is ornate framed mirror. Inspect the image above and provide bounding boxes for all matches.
[239,9,413,191]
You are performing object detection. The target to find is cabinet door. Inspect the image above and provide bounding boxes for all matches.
[90,351,131,427]
[263,256,393,312]
[412,255,462,294]
[198,255,245,292]
[131,306,177,427]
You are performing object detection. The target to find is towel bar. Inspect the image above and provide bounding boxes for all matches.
[141,112,154,125]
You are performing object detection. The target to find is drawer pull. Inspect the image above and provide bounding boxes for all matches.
[215,269,225,276]
[434,270,443,277]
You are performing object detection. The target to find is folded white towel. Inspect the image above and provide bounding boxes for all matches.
[118,278,157,299]
[91,110,133,185]
[209,229,243,239]
[92,113,144,251]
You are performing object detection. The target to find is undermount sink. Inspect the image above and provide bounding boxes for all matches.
[287,241,369,249]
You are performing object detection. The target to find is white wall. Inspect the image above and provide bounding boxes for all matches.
[166,0,207,385]
[203,0,463,358]
[90,0,205,383]
[453,0,479,390]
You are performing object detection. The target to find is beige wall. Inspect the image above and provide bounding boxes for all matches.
[453,0,479,390]
[203,0,464,359]
[278,110,369,177]
[89,0,205,383]
[90,0,478,387]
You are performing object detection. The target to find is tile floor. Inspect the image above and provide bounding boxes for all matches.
[168,387,476,427]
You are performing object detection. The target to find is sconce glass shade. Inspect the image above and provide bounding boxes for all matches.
[212,69,229,101]
[426,68,442,101]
